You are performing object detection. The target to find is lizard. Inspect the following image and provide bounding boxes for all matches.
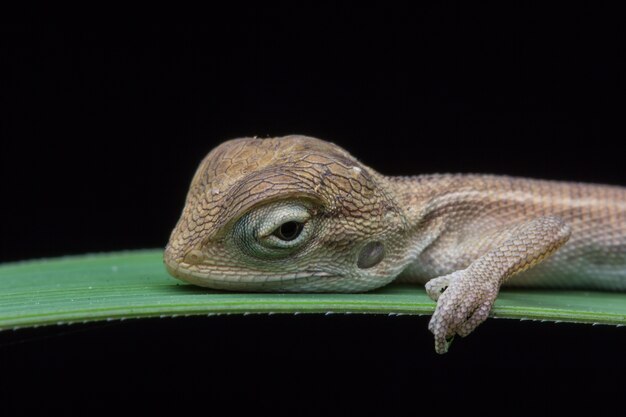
[164,135,626,353]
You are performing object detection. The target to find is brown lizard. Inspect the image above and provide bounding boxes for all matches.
[164,135,626,353]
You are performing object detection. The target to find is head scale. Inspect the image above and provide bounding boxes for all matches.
[164,135,410,292]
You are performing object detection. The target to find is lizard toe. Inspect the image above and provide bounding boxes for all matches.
[456,299,493,337]
[428,290,465,354]
[425,270,463,301]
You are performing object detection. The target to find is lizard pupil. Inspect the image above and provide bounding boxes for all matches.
[274,221,303,241]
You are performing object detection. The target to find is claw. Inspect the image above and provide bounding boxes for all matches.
[434,334,454,354]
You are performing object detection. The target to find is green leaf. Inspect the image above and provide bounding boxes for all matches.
[1,250,625,330]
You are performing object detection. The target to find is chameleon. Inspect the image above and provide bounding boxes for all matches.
[164,135,626,353]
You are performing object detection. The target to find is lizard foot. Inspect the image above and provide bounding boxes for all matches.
[426,269,498,354]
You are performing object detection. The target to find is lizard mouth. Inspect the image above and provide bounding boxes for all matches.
[163,258,343,292]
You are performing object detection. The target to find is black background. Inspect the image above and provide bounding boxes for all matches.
[2,4,626,415]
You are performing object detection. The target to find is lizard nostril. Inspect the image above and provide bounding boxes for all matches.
[183,249,204,265]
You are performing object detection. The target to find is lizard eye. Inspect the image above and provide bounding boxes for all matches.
[232,201,317,258]
[272,221,304,241]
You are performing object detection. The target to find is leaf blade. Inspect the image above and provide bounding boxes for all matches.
[0,250,625,330]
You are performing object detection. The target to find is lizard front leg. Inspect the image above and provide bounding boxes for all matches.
[426,216,572,354]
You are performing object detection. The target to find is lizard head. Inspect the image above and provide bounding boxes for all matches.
[164,135,411,292]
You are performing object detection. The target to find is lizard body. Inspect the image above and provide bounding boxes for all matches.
[164,135,626,353]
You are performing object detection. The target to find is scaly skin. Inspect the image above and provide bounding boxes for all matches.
[164,135,626,353]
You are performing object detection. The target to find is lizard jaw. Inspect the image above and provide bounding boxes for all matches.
[163,257,389,293]
[164,257,344,292]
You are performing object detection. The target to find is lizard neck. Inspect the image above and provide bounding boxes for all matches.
[381,173,519,277]
[383,173,468,225]
[379,173,476,281]
[369,174,466,275]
